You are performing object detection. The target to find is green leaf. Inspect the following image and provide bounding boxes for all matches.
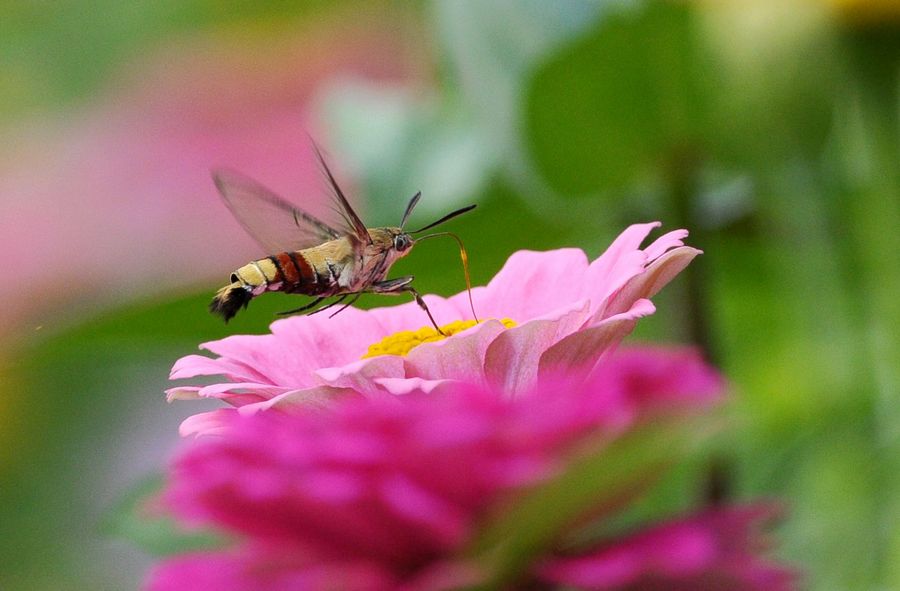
[467,414,711,588]
[525,2,710,195]
[103,475,226,557]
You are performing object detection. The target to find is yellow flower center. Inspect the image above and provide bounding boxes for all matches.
[362,318,517,359]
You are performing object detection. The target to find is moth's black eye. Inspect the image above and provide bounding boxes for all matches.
[394,235,412,251]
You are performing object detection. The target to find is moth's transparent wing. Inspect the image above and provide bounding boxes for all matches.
[212,168,341,254]
[312,144,373,245]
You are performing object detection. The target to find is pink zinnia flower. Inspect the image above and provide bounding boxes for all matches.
[147,351,793,590]
[168,222,700,436]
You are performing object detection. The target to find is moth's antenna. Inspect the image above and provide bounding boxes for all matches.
[409,204,476,234]
[400,192,422,229]
[415,231,479,322]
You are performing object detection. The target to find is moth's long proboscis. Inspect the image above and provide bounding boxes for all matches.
[416,231,479,323]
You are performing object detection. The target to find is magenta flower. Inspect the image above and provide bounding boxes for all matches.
[539,505,794,590]
[147,350,793,590]
[168,222,700,436]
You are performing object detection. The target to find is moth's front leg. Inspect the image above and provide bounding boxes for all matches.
[371,276,444,335]
[370,276,415,294]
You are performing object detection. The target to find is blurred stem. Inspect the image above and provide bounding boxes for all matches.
[664,146,717,365]
[663,146,729,506]
[841,26,900,587]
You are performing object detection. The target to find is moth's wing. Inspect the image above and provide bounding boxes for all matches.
[212,168,341,254]
[312,144,373,246]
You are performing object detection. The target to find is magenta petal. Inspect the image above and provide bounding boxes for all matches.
[604,246,701,318]
[147,551,396,591]
[483,300,591,395]
[538,299,656,380]
[404,319,510,384]
[379,475,468,546]
[539,505,795,591]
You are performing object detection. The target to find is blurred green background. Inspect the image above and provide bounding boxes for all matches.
[1,1,899,589]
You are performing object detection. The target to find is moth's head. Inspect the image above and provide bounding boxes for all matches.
[392,230,413,253]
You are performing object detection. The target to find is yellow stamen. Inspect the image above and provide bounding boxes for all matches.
[362,318,516,359]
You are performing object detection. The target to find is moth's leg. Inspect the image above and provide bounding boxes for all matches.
[308,294,348,316]
[371,277,444,335]
[328,293,362,319]
[277,296,325,316]
[369,276,415,293]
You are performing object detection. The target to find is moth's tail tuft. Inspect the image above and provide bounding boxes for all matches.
[209,283,253,322]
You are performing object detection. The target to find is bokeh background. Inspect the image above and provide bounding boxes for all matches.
[1,1,898,589]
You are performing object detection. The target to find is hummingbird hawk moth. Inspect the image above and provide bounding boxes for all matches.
[210,146,477,333]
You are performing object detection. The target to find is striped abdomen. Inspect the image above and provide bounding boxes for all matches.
[263,252,319,294]
[244,251,319,295]
[210,250,320,321]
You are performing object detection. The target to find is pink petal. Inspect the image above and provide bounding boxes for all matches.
[195,382,288,401]
[483,300,591,395]
[643,228,688,261]
[237,386,353,414]
[373,377,453,396]
[169,354,265,383]
[478,248,590,321]
[447,286,489,322]
[316,355,407,399]
[584,249,648,320]
[178,409,236,437]
[538,299,656,380]
[368,293,472,336]
[604,246,701,318]
[165,386,202,402]
[403,319,511,384]
[585,222,660,289]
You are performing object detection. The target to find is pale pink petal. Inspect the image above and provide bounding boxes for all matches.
[195,382,288,401]
[483,300,591,395]
[369,293,472,335]
[643,228,688,261]
[538,299,656,380]
[447,286,489,322]
[169,354,266,383]
[585,222,661,289]
[270,306,395,361]
[165,386,202,402]
[478,248,590,320]
[403,319,511,384]
[316,355,407,399]
[373,377,453,396]
[203,308,388,388]
[583,249,648,320]
[236,386,353,414]
[604,246,702,318]
[178,409,236,437]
